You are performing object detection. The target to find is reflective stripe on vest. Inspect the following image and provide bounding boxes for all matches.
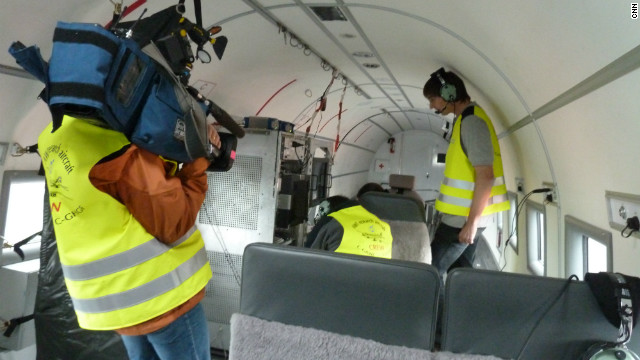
[330,205,393,259]
[442,176,505,191]
[61,226,196,281]
[435,105,510,217]
[72,246,208,313]
[437,192,508,209]
[38,116,211,330]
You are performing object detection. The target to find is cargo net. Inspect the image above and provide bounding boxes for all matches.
[200,155,262,230]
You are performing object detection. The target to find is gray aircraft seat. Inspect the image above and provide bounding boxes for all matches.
[441,268,640,360]
[235,243,440,350]
[388,173,424,204]
[359,191,431,264]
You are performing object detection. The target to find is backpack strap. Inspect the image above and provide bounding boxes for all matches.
[3,314,34,338]
[610,273,634,344]
[460,104,475,119]
[12,231,42,261]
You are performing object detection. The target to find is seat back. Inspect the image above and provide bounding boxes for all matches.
[388,174,424,204]
[442,268,638,360]
[360,191,431,264]
[239,243,440,350]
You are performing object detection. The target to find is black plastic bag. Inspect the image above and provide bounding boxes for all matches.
[34,184,127,360]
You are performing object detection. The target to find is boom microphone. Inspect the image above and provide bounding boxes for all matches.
[207,100,245,138]
[435,102,448,115]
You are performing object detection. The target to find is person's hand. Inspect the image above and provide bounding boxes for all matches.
[208,124,221,149]
[458,221,477,245]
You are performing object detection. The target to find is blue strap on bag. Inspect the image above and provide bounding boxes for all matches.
[9,3,241,166]
[9,21,209,163]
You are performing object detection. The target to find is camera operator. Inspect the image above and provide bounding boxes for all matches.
[39,116,221,360]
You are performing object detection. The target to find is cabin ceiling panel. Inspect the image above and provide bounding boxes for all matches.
[414,1,640,121]
[190,13,326,118]
[200,1,254,25]
[264,4,379,98]
[0,78,42,142]
[340,120,386,151]
[3,0,637,154]
[319,3,528,130]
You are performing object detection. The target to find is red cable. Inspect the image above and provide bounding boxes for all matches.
[333,84,347,153]
[353,124,373,143]
[318,108,347,133]
[334,101,342,152]
[255,79,297,116]
[104,0,147,29]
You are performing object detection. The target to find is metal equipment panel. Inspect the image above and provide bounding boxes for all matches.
[198,130,281,351]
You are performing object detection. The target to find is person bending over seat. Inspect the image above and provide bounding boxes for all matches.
[305,195,393,259]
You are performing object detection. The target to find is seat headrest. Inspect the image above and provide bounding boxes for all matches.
[389,174,415,190]
[360,192,425,222]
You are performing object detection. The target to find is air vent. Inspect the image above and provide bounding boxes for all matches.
[363,63,380,69]
[311,6,347,21]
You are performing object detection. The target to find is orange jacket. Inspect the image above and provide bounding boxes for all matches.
[89,144,209,335]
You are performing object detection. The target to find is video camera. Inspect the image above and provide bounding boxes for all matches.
[111,3,228,86]
[108,3,241,171]
[9,2,242,170]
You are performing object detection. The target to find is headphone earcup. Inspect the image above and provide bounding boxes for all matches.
[440,83,457,102]
[580,342,640,360]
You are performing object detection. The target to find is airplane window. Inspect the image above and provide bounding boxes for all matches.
[564,215,612,279]
[537,212,545,264]
[0,170,44,247]
[526,200,546,276]
[585,236,608,273]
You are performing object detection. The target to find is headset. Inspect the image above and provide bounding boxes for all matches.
[432,67,457,102]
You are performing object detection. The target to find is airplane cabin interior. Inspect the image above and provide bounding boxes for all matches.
[0,1,639,359]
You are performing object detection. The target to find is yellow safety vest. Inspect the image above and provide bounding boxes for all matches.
[435,105,510,216]
[329,205,393,258]
[38,116,212,330]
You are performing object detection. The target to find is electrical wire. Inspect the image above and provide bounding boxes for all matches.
[515,274,579,359]
[500,188,550,271]
[621,225,638,238]
[199,185,242,287]
[621,216,639,238]
[303,70,337,137]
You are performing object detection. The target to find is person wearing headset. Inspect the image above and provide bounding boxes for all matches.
[423,68,510,288]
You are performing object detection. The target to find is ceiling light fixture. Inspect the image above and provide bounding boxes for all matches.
[352,51,374,58]
[310,6,347,21]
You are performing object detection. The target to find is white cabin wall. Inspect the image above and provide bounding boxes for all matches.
[330,146,373,199]
[365,130,448,201]
[4,104,51,171]
[536,70,640,278]
[501,68,640,279]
